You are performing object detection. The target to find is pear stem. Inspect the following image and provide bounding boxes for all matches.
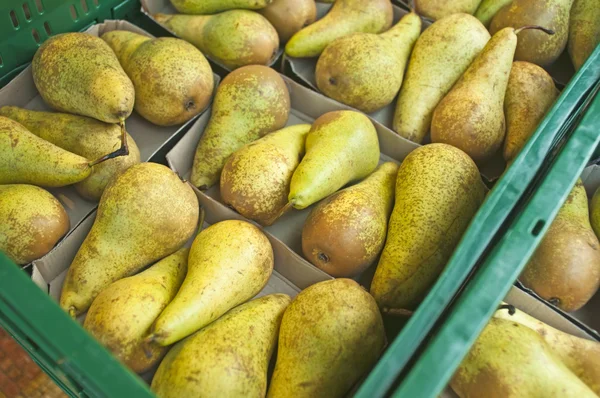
[514,25,555,36]
[497,303,516,315]
[261,201,294,227]
[89,120,130,167]
[68,306,77,318]
[142,334,156,359]
[382,307,414,317]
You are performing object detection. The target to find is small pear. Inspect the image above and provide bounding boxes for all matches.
[315,12,421,113]
[259,0,317,43]
[474,0,513,27]
[169,0,273,14]
[590,186,600,240]
[220,124,311,226]
[268,279,385,398]
[149,220,274,346]
[0,185,69,265]
[288,111,380,210]
[414,0,483,20]
[302,162,398,277]
[191,65,290,189]
[569,0,600,71]
[83,249,188,373]
[285,0,393,58]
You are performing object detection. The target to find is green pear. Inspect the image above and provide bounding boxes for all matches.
[302,162,398,277]
[60,163,199,316]
[84,249,188,373]
[451,318,597,398]
[0,106,141,201]
[520,180,600,312]
[569,0,600,70]
[590,186,600,240]
[490,0,575,67]
[503,61,558,162]
[102,31,214,126]
[474,0,513,27]
[220,124,311,226]
[259,0,317,43]
[32,33,134,124]
[154,11,279,70]
[149,220,274,346]
[169,0,273,14]
[393,13,490,143]
[414,0,483,20]
[371,144,485,311]
[152,294,290,398]
[268,279,385,398]
[285,0,393,58]
[315,12,421,113]
[0,185,69,265]
[191,65,290,189]
[288,111,380,210]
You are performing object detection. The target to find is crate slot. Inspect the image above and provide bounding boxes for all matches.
[22,3,31,19]
[31,28,41,43]
[92,0,99,6]
[69,4,77,20]
[34,0,43,13]
[530,220,546,237]
[9,10,19,28]
[80,0,88,14]
[43,21,51,35]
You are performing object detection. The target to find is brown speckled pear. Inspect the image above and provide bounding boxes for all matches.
[302,162,398,278]
[0,107,141,201]
[32,33,134,123]
[285,0,393,58]
[84,249,188,374]
[149,220,274,346]
[60,163,199,316]
[393,14,490,143]
[152,294,290,398]
[259,0,317,43]
[169,0,273,14]
[414,0,483,20]
[220,124,311,226]
[316,12,421,113]
[591,187,600,240]
[474,0,512,27]
[371,144,485,311]
[503,62,558,162]
[155,11,279,70]
[191,65,290,189]
[102,31,214,126]
[267,279,385,398]
[0,185,69,265]
[569,0,600,70]
[451,318,597,398]
[520,180,600,312]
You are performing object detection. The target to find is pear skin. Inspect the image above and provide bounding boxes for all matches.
[569,0,600,70]
[169,0,273,15]
[590,186,600,240]
[259,0,317,43]
[84,249,188,373]
[474,0,512,27]
[414,0,483,20]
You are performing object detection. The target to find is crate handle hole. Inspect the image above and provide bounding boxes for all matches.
[34,0,43,13]
[43,21,51,35]
[69,4,78,20]
[531,220,545,237]
[80,0,89,13]
[0,54,3,67]
[32,28,41,44]
[9,10,19,28]
[22,3,31,19]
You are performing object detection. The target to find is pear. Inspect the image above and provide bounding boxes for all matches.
[60,163,199,316]
[32,33,134,124]
[83,249,188,373]
[102,31,214,126]
[393,13,490,143]
[267,279,385,398]
[0,106,141,201]
[371,144,485,311]
[288,111,380,210]
[0,185,69,265]
[495,305,600,394]
[285,0,393,58]
[414,0,483,20]
[315,12,421,113]
[302,162,398,277]
[451,317,597,398]
[259,0,317,43]
[149,220,274,346]
[154,11,279,70]
[590,187,600,240]
[169,0,273,14]
[503,61,558,162]
[569,0,600,70]
[191,65,290,189]
[220,124,311,226]
[152,294,290,398]
[490,0,575,67]
[520,180,600,312]
[474,0,513,27]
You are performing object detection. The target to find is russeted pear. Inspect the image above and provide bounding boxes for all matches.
[0,185,69,265]
[83,249,188,373]
[414,0,483,20]
[302,162,398,278]
[220,124,311,226]
[288,111,380,210]
[569,0,600,71]
[169,0,273,14]
[267,279,385,398]
[393,13,490,143]
[154,11,279,70]
[32,33,134,124]
[191,65,290,189]
[490,0,575,67]
[371,144,486,311]
[151,294,290,398]
[520,180,600,312]
[315,12,421,113]
[0,106,141,201]
[285,0,393,58]
[148,220,274,346]
[451,318,597,398]
[259,0,317,43]
[503,62,558,162]
[590,187,600,240]
[474,0,512,27]
[60,163,199,316]
[102,31,214,126]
